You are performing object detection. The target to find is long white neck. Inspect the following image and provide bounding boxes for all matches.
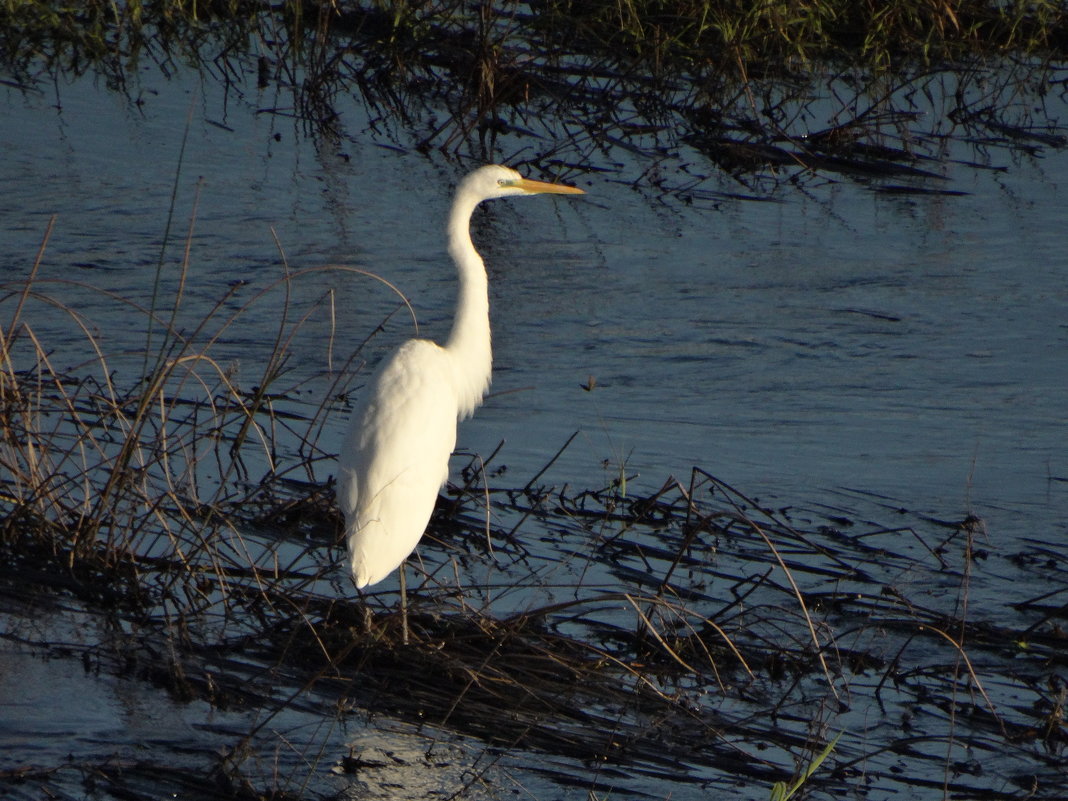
[444,190,492,420]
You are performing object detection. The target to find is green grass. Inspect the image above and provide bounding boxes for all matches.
[2,0,1066,84]
[3,0,1064,201]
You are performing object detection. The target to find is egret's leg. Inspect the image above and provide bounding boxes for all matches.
[399,560,409,646]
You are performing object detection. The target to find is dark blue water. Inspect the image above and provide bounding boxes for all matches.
[4,76,1064,539]
[2,68,1066,800]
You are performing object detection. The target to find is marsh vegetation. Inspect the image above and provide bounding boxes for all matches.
[4,0,1068,193]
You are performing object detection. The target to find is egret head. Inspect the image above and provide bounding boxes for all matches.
[460,164,585,204]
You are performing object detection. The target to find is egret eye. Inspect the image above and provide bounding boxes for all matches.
[497,178,507,186]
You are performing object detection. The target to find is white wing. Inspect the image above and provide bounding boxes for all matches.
[337,339,459,587]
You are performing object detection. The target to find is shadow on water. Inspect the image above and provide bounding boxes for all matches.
[2,2,1068,800]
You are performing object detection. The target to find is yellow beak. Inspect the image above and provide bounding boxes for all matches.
[513,177,586,195]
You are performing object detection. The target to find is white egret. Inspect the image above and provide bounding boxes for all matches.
[337,165,584,611]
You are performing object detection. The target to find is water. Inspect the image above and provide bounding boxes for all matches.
[2,65,1067,798]
[4,76,1064,536]
[565,176,1068,517]
[0,627,505,801]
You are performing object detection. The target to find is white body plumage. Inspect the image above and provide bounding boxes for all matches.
[337,165,584,588]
